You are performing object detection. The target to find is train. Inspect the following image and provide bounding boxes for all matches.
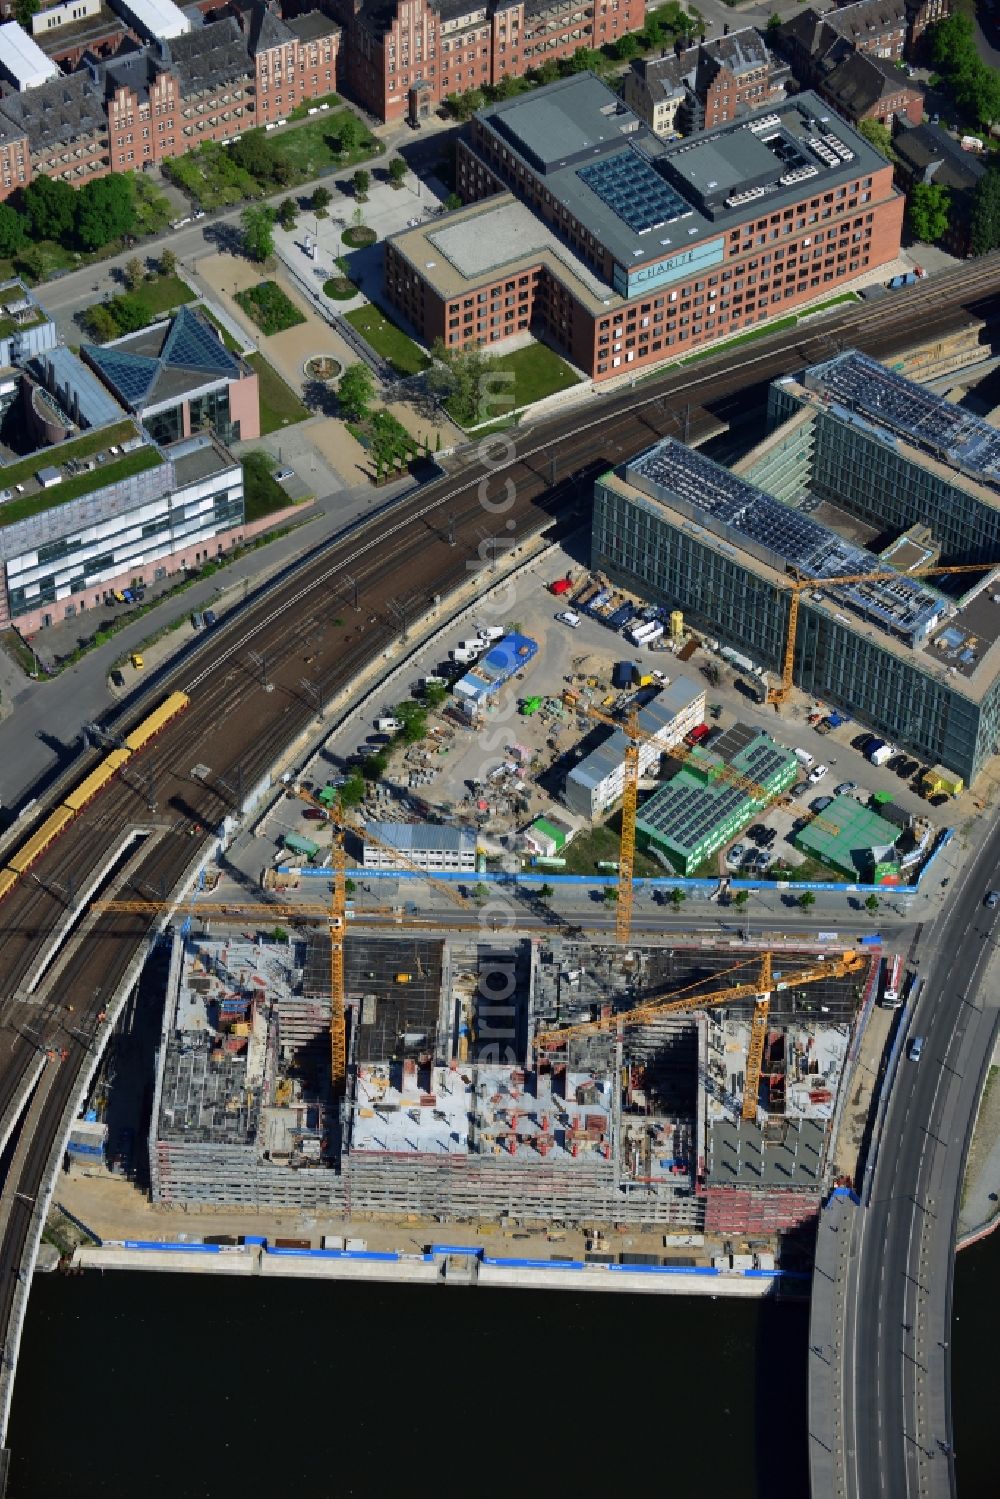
[0,691,189,903]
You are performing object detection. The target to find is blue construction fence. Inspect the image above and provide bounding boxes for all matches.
[113,1238,809,1280]
[281,826,954,899]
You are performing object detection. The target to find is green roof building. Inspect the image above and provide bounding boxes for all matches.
[635,723,797,875]
[793,795,901,880]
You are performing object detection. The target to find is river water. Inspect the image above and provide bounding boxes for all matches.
[6,1273,809,1499]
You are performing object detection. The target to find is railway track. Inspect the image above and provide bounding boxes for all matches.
[0,254,995,1452]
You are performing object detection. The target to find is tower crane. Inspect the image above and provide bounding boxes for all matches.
[535,948,865,1119]
[564,691,840,948]
[767,561,1000,708]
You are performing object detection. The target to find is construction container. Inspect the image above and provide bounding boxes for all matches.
[345,1237,367,1251]
[395,973,412,984]
[520,695,543,716]
[323,1235,345,1250]
[922,764,963,797]
[612,660,636,690]
[283,833,319,859]
[669,610,684,639]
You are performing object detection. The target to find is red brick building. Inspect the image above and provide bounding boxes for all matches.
[0,4,340,195]
[624,27,789,139]
[385,79,903,384]
[818,48,924,129]
[330,0,643,125]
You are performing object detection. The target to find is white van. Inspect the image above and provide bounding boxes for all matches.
[794,747,815,769]
[476,625,504,643]
[451,647,476,664]
[375,717,402,733]
[420,675,446,690]
[556,610,581,628]
[457,638,484,655]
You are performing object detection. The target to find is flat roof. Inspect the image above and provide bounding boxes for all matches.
[166,432,238,486]
[637,729,796,855]
[112,0,190,39]
[569,678,704,791]
[364,820,474,852]
[626,436,945,646]
[0,21,60,89]
[705,1117,827,1188]
[794,794,901,875]
[390,193,619,315]
[472,80,887,280]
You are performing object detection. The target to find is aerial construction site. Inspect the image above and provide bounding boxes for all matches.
[138,924,874,1241]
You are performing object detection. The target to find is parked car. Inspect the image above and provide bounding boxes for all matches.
[556,610,581,628]
[834,781,858,796]
[907,1036,924,1061]
[790,781,810,799]
[896,757,917,778]
[303,808,326,820]
[748,823,767,844]
[203,609,217,627]
[812,796,833,813]
[275,468,293,482]
[727,843,746,865]
[129,652,144,669]
[191,611,204,629]
[808,763,829,784]
[853,732,875,752]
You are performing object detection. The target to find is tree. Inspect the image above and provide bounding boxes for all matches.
[424,682,447,708]
[667,887,686,910]
[332,114,364,152]
[393,699,428,743]
[311,185,332,213]
[857,117,896,163]
[13,0,38,28]
[388,157,407,188]
[970,165,1000,255]
[602,886,619,903]
[864,894,880,913]
[123,256,145,291]
[82,304,120,342]
[444,192,462,211]
[277,198,298,230]
[428,337,490,426]
[930,11,976,74]
[75,175,136,250]
[353,168,370,201]
[732,889,750,909]
[241,204,275,263]
[339,771,366,808]
[538,883,555,901]
[338,362,376,422]
[229,129,291,187]
[0,203,26,258]
[766,11,782,31]
[21,175,76,242]
[907,181,951,244]
[159,246,177,276]
[798,890,816,909]
[613,32,639,59]
[345,878,357,895]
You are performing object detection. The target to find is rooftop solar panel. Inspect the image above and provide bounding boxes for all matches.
[578,149,689,235]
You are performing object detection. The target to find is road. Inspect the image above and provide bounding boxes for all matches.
[812,810,1000,1497]
[0,255,991,1460]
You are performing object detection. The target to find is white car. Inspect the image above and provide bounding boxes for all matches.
[556,610,581,628]
[476,625,505,643]
[808,763,829,784]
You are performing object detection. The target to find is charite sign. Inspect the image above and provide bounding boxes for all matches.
[613,236,725,299]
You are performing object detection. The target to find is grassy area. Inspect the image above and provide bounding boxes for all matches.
[0,448,161,529]
[562,815,665,880]
[200,305,244,354]
[243,450,300,523]
[247,352,310,434]
[133,273,195,317]
[345,306,430,377]
[489,342,580,410]
[342,225,377,249]
[288,90,341,122]
[163,142,262,210]
[324,276,357,300]
[681,315,799,365]
[235,281,305,337]
[276,109,381,179]
[0,420,137,492]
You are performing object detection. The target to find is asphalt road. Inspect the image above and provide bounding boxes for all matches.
[838,815,1000,1497]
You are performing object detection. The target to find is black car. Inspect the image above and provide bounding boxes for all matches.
[748,823,767,844]
[762,829,777,848]
[886,754,905,772]
[896,757,917,778]
[853,732,874,752]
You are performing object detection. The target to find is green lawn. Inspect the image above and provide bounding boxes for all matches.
[163,142,262,210]
[444,340,581,427]
[243,450,298,523]
[345,306,431,377]
[560,815,664,880]
[247,352,310,434]
[276,109,381,179]
[135,273,195,317]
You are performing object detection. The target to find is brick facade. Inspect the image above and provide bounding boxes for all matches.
[333,0,643,124]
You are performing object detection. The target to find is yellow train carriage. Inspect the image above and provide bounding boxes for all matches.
[7,805,76,875]
[63,748,131,812]
[0,867,19,903]
[123,690,190,754]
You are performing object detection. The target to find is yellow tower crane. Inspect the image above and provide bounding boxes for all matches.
[767,561,1000,708]
[563,691,840,947]
[535,948,865,1119]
